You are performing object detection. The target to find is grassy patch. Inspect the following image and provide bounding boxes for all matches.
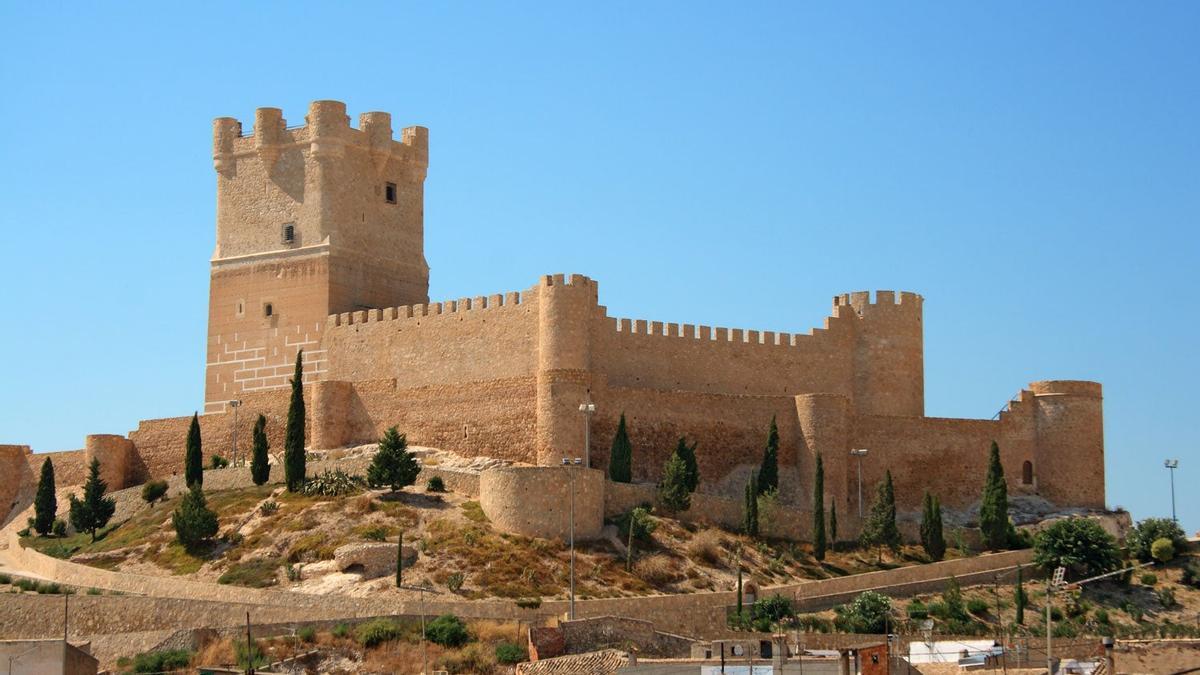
[461,501,488,523]
[148,542,208,575]
[286,532,340,563]
[218,555,282,588]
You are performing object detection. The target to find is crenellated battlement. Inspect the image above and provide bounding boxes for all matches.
[212,99,428,170]
[833,289,923,317]
[327,289,528,329]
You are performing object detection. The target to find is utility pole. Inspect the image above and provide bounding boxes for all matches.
[849,449,868,518]
[561,456,581,620]
[229,399,242,466]
[1044,561,1155,674]
[1164,459,1179,522]
[246,611,254,675]
[63,593,68,643]
[400,583,435,675]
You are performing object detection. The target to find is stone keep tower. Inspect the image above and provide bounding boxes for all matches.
[205,100,429,412]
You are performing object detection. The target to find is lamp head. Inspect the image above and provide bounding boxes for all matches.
[1165,459,1179,469]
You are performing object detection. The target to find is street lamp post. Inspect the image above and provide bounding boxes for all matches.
[562,456,582,620]
[849,449,869,519]
[1164,459,1179,523]
[399,583,435,675]
[579,402,595,467]
[229,399,242,466]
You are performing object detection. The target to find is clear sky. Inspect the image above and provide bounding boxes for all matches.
[1,3,1196,533]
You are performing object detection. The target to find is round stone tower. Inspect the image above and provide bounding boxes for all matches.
[1031,380,1104,509]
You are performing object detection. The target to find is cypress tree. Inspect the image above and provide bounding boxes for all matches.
[68,458,116,542]
[185,412,203,488]
[608,413,633,483]
[813,452,827,561]
[860,470,900,553]
[829,503,838,550]
[34,457,57,536]
[921,492,946,561]
[1014,564,1027,625]
[250,414,270,486]
[674,437,699,493]
[367,427,420,492]
[758,416,779,495]
[743,471,759,537]
[284,350,306,492]
[736,557,744,618]
[396,531,404,588]
[657,449,692,513]
[979,441,1010,550]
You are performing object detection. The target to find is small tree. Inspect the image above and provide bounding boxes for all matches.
[942,576,967,620]
[173,485,219,551]
[813,452,827,560]
[979,441,1010,550]
[674,437,700,493]
[396,531,404,588]
[920,492,946,561]
[1150,537,1176,563]
[34,458,57,536]
[743,471,759,537]
[367,427,420,492]
[860,470,901,553]
[250,414,270,486]
[835,590,892,633]
[68,458,116,542]
[1126,517,1187,562]
[1033,517,1121,577]
[284,350,306,492]
[185,412,203,488]
[657,450,692,513]
[1014,564,1027,625]
[829,503,838,549]
[608,413,633,483]
[736,558,744,617]
[758,416,779,495]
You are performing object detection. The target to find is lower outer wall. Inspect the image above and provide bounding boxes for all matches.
[480,466,604,541]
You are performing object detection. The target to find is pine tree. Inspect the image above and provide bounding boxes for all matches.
[657,449,692,513]
[367,427,420,492]
[829,503,838,549]
[979,441,1010,550]
[743,471,760,537]
[68,458,116,542]
[608,413,633,483]
[860,470,901,553]
[758,416,779,495]
[284,350,307,492]
[1014,564,1027,625]
[250,414,270,486]
[674,437,699,493]
[34,457,57,536]
[920,492,946,561]
[185,412,203,488]
[172,485,218,551]
[813,452,827,561]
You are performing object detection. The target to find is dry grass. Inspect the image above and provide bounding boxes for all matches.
[469,619,523,643]
[347,494,376,516]
[634,554,685,586]
[687,528,726,566]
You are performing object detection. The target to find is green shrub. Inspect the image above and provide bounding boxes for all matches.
[356,618,404,648]
[16,527,30,537]
[259,500,279,516]
[210,454,230,469]
[141,480,169,504]
[426,476,446,492]
[173,486,219,551]
[907,600,928,620]
[14,578,36,592]
[360,525,389,542]
[1095,608,1110,625]
[447,571,465,593]
[0,573,10,585]
[798,614,833,633]
[1150,538,1176,563]
[297,626,316,643]
[1126,518,1187,562]
[834,591,892,634]
[87,587,102,595]
[36,582,62,594]
[1050,606,1064,621]
[130,649,192,674]
[426,614,471,647]
[1157,586,1176,608]
[1140,572,1158,586]
[1182,561,1200,589]
[302,469,366,497]
[515,598,542,609]
[235,639,267,670]
[52,519,67,537]
[966,598,990,615]
[495,641,526,664]
[332,622,351,639]
[926,601,949,618]
[1033,517,1120,577]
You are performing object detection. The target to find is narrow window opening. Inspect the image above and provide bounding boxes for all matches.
[385,182,397,204]
[264,303,274,317]
[1022,460,1034,485]
[236,301,243,316]
[282,223,295,244]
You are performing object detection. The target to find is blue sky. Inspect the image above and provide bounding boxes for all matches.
[1,3,1196,533]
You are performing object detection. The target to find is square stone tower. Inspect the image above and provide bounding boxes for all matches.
[204,100,429,412]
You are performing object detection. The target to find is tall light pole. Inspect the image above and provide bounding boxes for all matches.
[400,583,434,675]
[849,449,869,519]
[1164,459,1179,523]
[562,456,582,620]
[579,402,595,468]
[229,399,242,466]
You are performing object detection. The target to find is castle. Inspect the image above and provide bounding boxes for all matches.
[1,100,1106,540]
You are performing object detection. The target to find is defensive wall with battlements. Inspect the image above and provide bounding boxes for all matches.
[0,101,1106,542]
